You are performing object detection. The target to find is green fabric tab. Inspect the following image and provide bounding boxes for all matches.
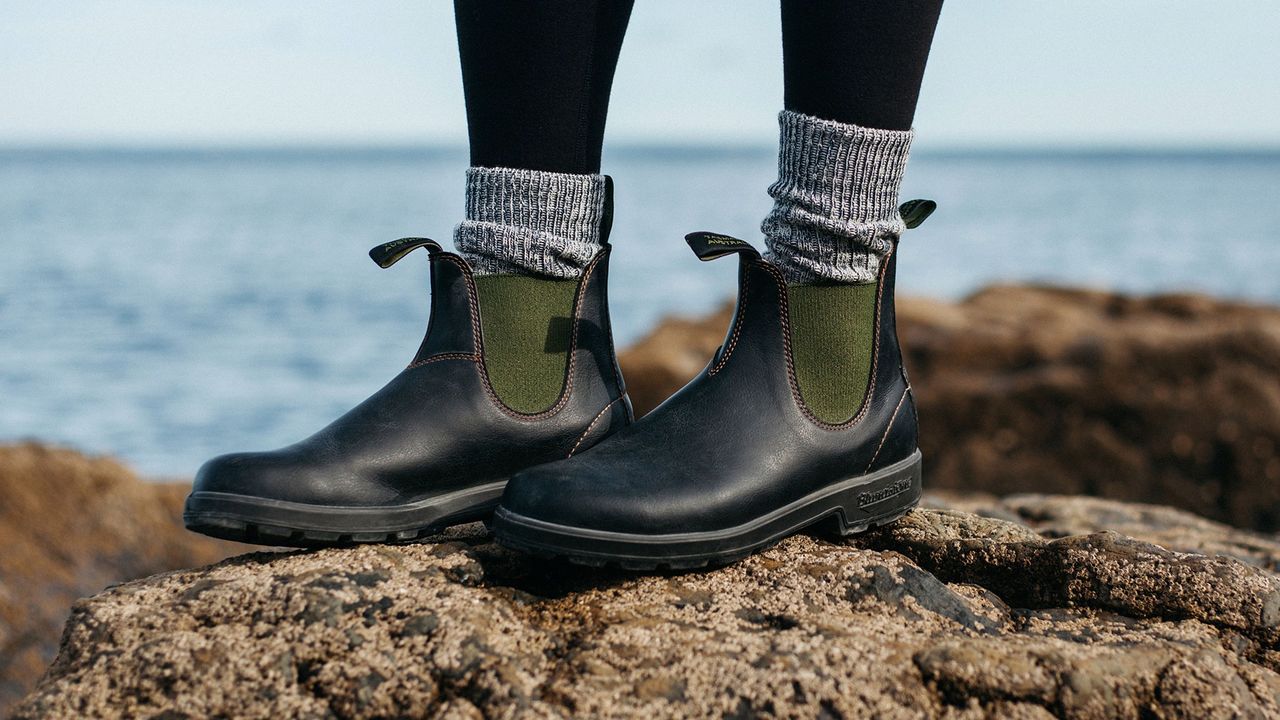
[474,275,579,414]
[787,283,879,424]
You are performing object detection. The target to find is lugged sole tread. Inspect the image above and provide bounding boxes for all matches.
[490,452,924,570]
[183,485,507,548]
[184,519,441,549]
[190,500,915,559]
[492,502,917,572]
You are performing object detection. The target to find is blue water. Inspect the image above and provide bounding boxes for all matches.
[3,147,1279,477]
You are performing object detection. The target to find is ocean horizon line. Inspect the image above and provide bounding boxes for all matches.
[3,143,1280,162]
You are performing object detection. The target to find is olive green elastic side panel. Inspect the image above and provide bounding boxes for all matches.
[787,283,879,424]
[474,275,580,414]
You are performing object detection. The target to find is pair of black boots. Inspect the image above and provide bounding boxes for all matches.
[184,182,932,569]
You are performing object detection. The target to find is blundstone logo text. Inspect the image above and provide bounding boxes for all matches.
[857,477,913,508]
[704,236,744,246]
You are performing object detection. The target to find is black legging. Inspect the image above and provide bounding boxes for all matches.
[454,0,634,175]
[453,0,944,175]
[782,0,943,132]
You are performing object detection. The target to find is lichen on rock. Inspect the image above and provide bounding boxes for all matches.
[13,497,1280,719]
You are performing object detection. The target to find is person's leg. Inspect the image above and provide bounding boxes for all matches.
[767,0,942,286]
[453,0,633,413]
[185,3,636,547]
[781,0,941,132]
[491,2,945,566]
[767,0,943,423]
[453,0,633,278]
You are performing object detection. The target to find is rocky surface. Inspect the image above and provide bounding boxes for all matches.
[935,492,1280,573]
[13,494,1280,719]
[0,444,239,717]
[620,285,1280,531]
[9,283,1280,717]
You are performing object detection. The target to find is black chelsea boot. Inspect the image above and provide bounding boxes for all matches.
[492,201,935,569]
[184,184,632,547]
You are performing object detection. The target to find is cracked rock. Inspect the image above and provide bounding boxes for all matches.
[13,496,1280,719]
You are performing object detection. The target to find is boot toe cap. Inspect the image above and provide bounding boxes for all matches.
[192,450,358,506]
[192,452,298,499]
[500,459,695,535]
[498,463,578,523]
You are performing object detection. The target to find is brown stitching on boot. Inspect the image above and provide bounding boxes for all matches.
[865,387,909,472]
[567,396,623,458]
[708,262,751,377]
[441,255,483,354]
[405,352,480,371]
[762,245,894,431]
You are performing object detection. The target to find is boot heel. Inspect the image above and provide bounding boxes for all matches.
[832,451,922,537]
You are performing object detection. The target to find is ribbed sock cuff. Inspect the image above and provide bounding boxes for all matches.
[762,111,914,284]
[454,167,606,278]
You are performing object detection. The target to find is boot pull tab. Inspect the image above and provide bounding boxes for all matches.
[685,231,761,262]
[899,199,937,230]
[369,237,443,268]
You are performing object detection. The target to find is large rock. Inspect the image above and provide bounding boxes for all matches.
[13,495,1280,719]
[0,444,238,716]
[619,285,1280,531]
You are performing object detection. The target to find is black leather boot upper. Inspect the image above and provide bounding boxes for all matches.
[498,211,927,540]
[190,223,631,512]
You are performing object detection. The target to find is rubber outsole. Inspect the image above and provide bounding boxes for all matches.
[183,479,508,548]
[491,451,922,571]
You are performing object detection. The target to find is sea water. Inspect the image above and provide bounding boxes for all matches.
[2,147,1278,476]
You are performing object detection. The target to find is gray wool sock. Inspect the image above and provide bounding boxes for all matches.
[454,167,607,279]
[762,111,914,285]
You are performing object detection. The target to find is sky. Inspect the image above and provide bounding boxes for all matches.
[2,1,1279,149]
